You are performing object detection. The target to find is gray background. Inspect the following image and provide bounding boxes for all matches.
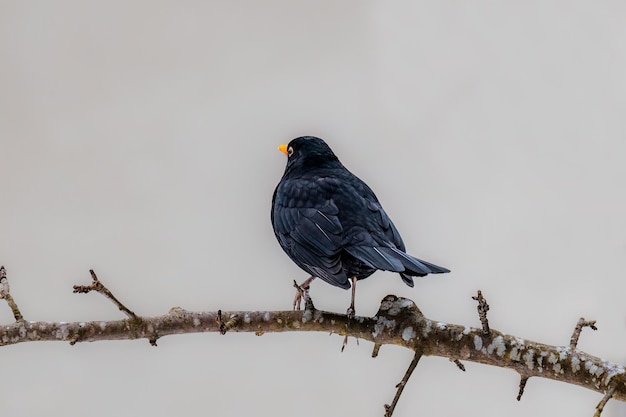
[1,2,626,416]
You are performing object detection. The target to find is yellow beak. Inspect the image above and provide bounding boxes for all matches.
[278,144,288,155]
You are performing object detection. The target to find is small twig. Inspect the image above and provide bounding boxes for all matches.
[594,385,617,417]
[217,310,226,335]
[0,266,24,322]
[384,350,423,417]
[73,270,137,320]
[570,317,597,350]
[450,358,465,372]
[472,290,490,336]
[517,376,529,401]
[216,310,239,335]
[372,343,382,358]
[0,266,7,296]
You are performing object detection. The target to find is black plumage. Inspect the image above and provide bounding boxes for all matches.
[271,136,449,306]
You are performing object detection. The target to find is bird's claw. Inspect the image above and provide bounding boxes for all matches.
[292,281,307,310]
[293,286,303,311]
[346,306,355,320]
[292,276,315,311]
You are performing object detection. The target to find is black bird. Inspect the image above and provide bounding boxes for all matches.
[271,136,449,316]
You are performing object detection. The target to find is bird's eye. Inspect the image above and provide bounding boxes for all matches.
[287,147,294,157]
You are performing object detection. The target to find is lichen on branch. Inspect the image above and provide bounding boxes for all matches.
[0,267,624,416]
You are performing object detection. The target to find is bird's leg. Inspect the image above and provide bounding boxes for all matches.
[346,276,357,319]
[293,275,316,310]
[342,276,358,352]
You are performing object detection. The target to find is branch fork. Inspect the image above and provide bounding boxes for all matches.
[0,270,624,417]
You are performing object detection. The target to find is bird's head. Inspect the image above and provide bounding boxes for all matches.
[278,136,340,172]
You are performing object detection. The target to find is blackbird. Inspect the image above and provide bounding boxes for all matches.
[271,136,449,316]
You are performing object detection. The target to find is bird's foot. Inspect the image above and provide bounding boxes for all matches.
[342,298,357,352]
[293,276,316,310]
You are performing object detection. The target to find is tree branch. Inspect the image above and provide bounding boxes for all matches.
[472,289,490,336]
[0,266,24,322]
[385,350,422,417]
[570,317,598,350]
[0,268,624,416]
[73,269,137,320]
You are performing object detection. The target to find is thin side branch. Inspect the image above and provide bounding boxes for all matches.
[0,266,24,322]
[594,385,617,417]
[73,270,137,320]
[216,310,239,335]
[384,350,423,417]
[517,376,529,401]
[216,310,226,334]
[570,317,598,350]
[472,290,490,336]
[451,358,466,372]
[372,343,382,358]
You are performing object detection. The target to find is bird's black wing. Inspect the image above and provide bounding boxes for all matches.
[272,178,349,289]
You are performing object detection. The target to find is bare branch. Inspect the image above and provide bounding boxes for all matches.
[472,290,490,337]
[0,267,625,416]
[216,310,239,335]
[73,269,137,320]
[0,293,623,407]
[594,385,617,417]
[0,266,24,322]
[451,358,466,372]
[517,376,529,401]
[384,350,422,417]
[372,342,382,358]
[216,310,226,334]
[570,317,598,350]
[0,266,7,295]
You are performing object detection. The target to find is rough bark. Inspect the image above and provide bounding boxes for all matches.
[1,294,623,400]
[1,267,624,416]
